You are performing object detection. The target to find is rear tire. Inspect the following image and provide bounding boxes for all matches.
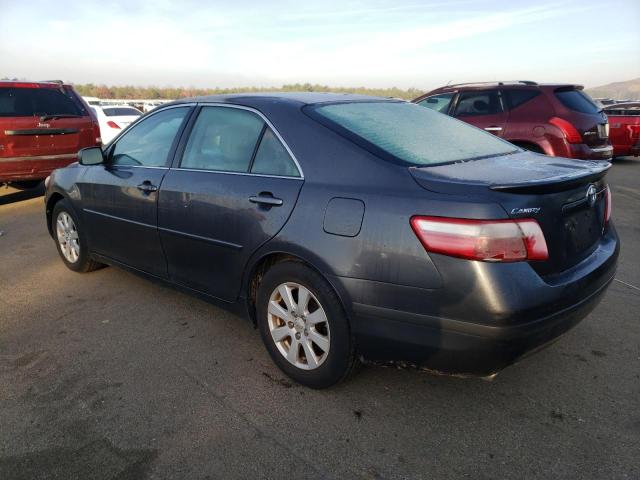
[10,180,43,190]
[256,261,357,388]
[52,199,104,273]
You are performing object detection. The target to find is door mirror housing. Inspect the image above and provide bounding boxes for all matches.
[78,147,104,166]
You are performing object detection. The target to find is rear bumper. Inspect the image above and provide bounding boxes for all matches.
[0,154,76,182]
[336,227,619,376]
[566,143,613,161]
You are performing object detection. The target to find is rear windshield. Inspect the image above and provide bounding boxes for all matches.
[103,107,142,117]
[0,87,86,117]
[307,101,517,166]
[555,89,600,114]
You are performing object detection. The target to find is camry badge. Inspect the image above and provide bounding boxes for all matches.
[586,184,598,208]
[510,207,541,215]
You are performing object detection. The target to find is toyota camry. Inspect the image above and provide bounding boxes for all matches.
[45,93,619,388]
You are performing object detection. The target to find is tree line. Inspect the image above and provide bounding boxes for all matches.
[71,83,425,100]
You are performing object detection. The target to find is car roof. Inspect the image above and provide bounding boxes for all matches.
[168,92,398,108]
[413,82,583,101]
[0,80,70,88]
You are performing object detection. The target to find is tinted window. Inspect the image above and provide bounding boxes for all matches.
[310,101,517,166]
[555,89,600,114]
[506,89,540,109]
[0,87,84,117]
[103,107,142,117]
[111,107,189,167]
[454,91,502,116]
[251,129,300,177]
[417,93,453,113]
[181,107,264,172]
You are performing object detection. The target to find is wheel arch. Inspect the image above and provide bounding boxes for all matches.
[243,250,351,326]
[509,140,547,155]
[46,192,66,237]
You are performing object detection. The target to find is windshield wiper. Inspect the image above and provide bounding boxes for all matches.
[39,114,82,121]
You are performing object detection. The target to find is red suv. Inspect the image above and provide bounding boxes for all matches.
[413,81,613,161]
[0,81,101,189]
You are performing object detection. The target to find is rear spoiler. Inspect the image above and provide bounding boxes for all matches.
[490,162,610,193]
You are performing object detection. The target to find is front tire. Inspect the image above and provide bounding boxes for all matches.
[52,199,104,273]
[257,261,357,388]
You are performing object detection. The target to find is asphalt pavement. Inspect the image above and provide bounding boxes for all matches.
[0,159,638,479]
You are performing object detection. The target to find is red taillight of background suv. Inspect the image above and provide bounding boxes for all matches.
[413,81,613,161]
[0,80,101,189]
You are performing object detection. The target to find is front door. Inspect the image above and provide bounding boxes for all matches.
[158,105,304,301]
[452,90,508,137]
[79,106,192,277]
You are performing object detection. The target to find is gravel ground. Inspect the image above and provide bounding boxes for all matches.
[0,158,638,479]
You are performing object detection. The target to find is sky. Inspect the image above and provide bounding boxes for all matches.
[1,0,639,90]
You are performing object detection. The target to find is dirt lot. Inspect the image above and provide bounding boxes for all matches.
[1,159,639,480]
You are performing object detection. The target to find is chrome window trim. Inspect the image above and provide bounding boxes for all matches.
[174,102,304,180]
[172,166,304,180]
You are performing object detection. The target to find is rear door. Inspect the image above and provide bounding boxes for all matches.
[452,89,508,137]
[80,105,193,277]
[158,105,304,301]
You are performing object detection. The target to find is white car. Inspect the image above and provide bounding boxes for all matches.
[91,105,142,144]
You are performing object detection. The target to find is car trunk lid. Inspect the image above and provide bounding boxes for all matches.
[409,152,611,275]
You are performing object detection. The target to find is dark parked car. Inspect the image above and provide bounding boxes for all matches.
[45,93,619,388]
[413,81,613,161]
[603,102,640,157]
[0,80,101,189]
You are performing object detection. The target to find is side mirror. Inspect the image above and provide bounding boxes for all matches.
[78,147,104,166]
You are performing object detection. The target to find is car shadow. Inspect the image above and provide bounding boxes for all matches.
[0,185,45,206]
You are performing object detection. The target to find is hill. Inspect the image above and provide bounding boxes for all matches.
[586,78,640,100]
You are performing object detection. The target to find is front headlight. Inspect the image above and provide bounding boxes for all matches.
[44,175,51,189]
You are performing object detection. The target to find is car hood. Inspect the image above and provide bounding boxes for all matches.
[408,151,611,195]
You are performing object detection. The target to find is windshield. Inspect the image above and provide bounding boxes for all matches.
[103,107,142,117]
[0,87,85,117]
[308,101,517,166]
[555,89,600,114]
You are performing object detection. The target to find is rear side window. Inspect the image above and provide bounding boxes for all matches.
[103,107,142,117]
[555,89,600,114]
[454,91,502,116]
[308,101,517,166]
[506,89,540,110]
[416,93,453,113]
[111,107,189,167]
[0,87,85,117]
[251,128,300,177]
[181,107,264,173]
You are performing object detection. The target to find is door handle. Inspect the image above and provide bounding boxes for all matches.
[137,181,158,193]
[484,126,503,132]
[249,194,283,207]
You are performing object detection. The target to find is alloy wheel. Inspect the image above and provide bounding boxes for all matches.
[267,282,331,370]
[56,211,80,263]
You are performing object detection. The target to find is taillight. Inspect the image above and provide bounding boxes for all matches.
[549,117,582,144]
[92,121,102,145]
[604,187,612,224]
[107,121,121,129]
[410,216,549,262]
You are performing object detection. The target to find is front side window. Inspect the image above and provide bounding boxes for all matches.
[110,107,189,167]
[454,91,502,116]
[417,93,453,113]
[308,101,517,166]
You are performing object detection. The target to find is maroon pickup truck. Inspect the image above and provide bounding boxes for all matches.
[0,81,101,189]
[604,102,640,157]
